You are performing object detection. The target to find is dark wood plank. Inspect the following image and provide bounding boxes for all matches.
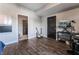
[3,38,70,55]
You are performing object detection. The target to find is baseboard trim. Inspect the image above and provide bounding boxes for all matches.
[5,40,18,45]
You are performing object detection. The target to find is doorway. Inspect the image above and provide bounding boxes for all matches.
[47,16,56,39]
[18,15,28,41]
[23,20,28,35]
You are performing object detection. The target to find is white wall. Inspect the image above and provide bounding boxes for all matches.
[0,3,41,45]
[41,16,47,38]
[41,8,79,39]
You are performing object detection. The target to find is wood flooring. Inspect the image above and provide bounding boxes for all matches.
[3,38,70,55]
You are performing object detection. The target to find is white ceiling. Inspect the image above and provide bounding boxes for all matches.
[17,3,79,16]
[19,3,48,11]
[37,3,79,16]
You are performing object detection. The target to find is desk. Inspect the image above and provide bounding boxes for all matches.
[57,31,79,41]
[57,31,71,41]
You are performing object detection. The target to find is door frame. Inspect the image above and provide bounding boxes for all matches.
[18,15,28,41]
